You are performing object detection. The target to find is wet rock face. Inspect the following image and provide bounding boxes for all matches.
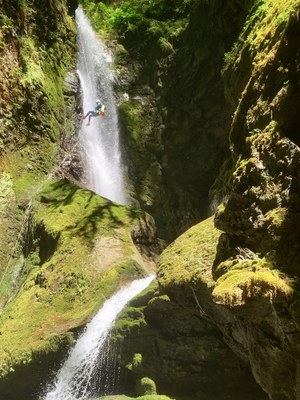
[53,70,87,186]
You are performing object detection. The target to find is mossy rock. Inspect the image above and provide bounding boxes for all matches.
[0,179,156,379]
[213,258,293,306]
[136,377,157,396]
[0,145,58,307]
[157,216,222,289]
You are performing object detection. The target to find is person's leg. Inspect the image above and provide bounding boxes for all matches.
[86,111,97,126]
[82,110,93,120]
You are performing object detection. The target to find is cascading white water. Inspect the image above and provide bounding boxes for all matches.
[76,6,127,205]
[42,275,154,400]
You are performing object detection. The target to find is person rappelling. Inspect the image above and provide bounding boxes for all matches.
[82,99,106,126]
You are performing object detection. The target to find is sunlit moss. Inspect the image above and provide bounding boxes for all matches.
[158,216,221,288]
[223,0,299,72]
[213,259,293,306]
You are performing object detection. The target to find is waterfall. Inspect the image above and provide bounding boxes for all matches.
[42,275,154,400]
[75,6,127,205]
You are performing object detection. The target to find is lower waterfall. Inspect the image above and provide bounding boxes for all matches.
[42,275,154,400]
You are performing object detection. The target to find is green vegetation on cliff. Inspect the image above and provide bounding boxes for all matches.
[0,0,76,147]
[80,0,190,38]
[113,270,268,400]
[0,0,77,307]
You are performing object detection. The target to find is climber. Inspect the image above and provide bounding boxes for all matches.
[82,99,106,126]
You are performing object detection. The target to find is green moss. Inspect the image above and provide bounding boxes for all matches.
[120,101,144,142]
[0,0,77,312]
[115,307,147,338]
[0,179,153,378]
[19,37,45,87]
[223,0,299,72]
[263,207,288,228]
[132,353,143,369]
[126,352,143,371]
[136,377,157,396]
[216,202,226,216]
[213,258,293,306]
[157,216,221,288]
[0,0,75,143]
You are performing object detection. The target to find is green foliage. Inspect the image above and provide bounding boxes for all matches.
[109,0,190,32]
[80,0,115,33]
[112,3,145,32]
[158,37,174,54]
[19,37,45,88]
[81,0,191,47]
[1,15,14,31]
[276,3,298,26]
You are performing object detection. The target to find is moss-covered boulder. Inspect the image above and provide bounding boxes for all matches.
[136,377,157,396]
[0,178,158,399]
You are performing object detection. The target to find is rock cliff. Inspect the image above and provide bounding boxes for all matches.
[0,0,77,305]
[156,1,300,399]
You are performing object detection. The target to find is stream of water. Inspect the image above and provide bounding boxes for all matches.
[42,275,154,400]
[76,6,127,205]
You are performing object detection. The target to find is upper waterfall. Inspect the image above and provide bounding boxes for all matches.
[75,6,128,205]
